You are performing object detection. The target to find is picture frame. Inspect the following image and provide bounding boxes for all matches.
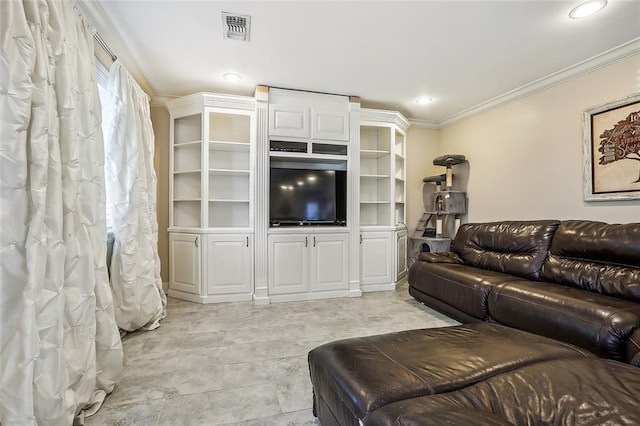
[583,93,640,201]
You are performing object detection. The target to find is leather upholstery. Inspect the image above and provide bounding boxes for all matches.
[408,286,482,324]
[630,329,640,366]
[308,323,593,426]
[310,220,640,426]
[409,219,640,363]
[489,281,640,360]
[540,220,640,302]
[452,220,559,280]
[417,251,463,264]
[369,409,513,426]
[365,358,640,426]
[408,262,515,320]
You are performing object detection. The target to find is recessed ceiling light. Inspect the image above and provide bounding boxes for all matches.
[223,72,243,82]
[569,0,607,19]
[416,96,433,105]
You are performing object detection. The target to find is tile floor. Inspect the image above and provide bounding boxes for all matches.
[87,283,458,425]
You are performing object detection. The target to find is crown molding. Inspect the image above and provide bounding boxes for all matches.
[150,94,178,108]
[408,119,440,130]
[436,38,640,129]
[361,108,410,131]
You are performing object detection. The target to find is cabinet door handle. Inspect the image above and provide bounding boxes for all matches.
[305,236,308,247]
[360,234,363,244]
[194,237,198,248]
[246,236,249,247]
[313,236,316,247]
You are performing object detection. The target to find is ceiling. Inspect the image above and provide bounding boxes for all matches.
[94,1,640,125]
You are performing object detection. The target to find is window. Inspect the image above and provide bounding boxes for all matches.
[95,58,113,231]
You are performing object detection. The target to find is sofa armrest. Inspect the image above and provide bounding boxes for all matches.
[418,252,464,264]
[628,329,640,366]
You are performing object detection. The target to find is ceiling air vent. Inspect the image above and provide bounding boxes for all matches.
[222,12,251,42]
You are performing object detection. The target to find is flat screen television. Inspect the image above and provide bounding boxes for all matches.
[270,167,347,226]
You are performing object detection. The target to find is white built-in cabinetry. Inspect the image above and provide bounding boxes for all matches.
[268,231,349,301]
[166,89,409,304]
[167,93,255,303]
[269,96,350,142]
[258,88,359,303]
[359,109,409,291]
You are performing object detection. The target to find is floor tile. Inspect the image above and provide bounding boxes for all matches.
[86,398,165,426]
[89,284,458,425]
[157,384,281,425]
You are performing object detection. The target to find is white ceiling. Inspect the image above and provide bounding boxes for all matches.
[95,0,640,125]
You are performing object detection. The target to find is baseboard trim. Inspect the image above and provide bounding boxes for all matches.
[361,282,398,293]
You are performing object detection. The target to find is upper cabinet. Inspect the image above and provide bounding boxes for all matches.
[269,103,310,139]
[268,88,350,142]
[167,93,256,231]
[312,108,350,141]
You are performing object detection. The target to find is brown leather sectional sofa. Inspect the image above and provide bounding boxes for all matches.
[308,220,640,425]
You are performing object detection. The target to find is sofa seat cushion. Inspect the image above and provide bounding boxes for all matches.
[489,281,640,360]
[308,323,593,426]
[408,262,517,320]
[365,358,640,426]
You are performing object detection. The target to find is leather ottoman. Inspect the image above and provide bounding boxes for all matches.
[308,323,594,426]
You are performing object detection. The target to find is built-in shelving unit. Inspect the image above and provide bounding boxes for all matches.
[359,109,410,291]
[360,125,392,227]
[394,128,406,225]
[167,93,256,303]
[173,114,203,228]
[208,111,252,228]
[167,89,411,305]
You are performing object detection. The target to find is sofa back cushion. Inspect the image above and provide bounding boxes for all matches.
[540,220,640,302]
[452,221,560,280]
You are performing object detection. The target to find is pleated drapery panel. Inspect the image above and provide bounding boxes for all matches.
[0,1,123,425]
[104,61,166,332]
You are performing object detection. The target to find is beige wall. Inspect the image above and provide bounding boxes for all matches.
[151,106,170,284]
[438,54,640,224]
[406,127,441,236]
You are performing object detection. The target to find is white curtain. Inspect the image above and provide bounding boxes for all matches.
[103,61,166,332]
[0,1,123,425]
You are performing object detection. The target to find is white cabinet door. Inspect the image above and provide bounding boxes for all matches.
[360,231,393,285]
[206,234,253,295]
[312,109,349,141]
[268,234,309,294]
[310,233,349,292]
[169,233,201,294]
[396,229,408,281]
[269,104,310,139]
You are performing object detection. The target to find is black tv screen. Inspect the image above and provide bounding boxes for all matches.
[270,168,346,225]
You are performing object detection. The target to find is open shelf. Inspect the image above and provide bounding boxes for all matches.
[209,169,250,176]
[209,202,250,228]
[209,173,249,201]
[210,141,250,151]
[209,112,250,143]
[361,126,391,151]
[360,117,406,228]
[360,174,390,179]
[170,99,254,230]
[361,149,391,159]
[174,173,201,200]
[360,203,391,226]
[174,114,202,145]
[173,200,201,228]
[175,140,202,147]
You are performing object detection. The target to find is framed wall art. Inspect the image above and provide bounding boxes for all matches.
[583,93,640,201]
